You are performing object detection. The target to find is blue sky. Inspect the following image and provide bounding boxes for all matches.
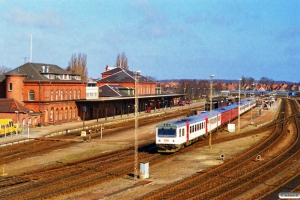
[0,0,299,82]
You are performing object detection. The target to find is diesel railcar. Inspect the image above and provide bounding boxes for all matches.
[156,98,256,153]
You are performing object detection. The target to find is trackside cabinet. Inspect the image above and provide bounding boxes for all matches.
[140,162,149,179]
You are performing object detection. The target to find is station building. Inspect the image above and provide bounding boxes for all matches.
[76,65,182,121]
[0,63,86,127]
[0,63,183,127]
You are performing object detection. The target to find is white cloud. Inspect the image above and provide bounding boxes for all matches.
[3,8,65,29]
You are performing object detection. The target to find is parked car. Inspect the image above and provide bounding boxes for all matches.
[186,100,193,105]
[178,101,186,106]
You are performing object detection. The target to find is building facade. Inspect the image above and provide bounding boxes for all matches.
[0,63,86,126]
[98,66,159,97]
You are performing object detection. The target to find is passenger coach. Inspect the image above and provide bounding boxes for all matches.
[156,98,256,153]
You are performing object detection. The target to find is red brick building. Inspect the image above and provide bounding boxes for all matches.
[97,66,158,97]
[0,63,86,126]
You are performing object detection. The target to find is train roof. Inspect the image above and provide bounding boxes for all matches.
[226,104,238,109]
[179,115,205,124]
[197,110,220,118]
[214,106,233,113]
[156,119,187,128]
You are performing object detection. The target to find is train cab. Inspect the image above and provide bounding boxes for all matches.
[156,120,187,153]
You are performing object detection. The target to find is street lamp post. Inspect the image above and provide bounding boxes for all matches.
[134,70,140,181]
[238,78,242,133]
[209,74,214,148]
[15,111,19,135]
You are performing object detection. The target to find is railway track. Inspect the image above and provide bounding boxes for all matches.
[0,105,203,199]
[137,98,300,200]
[2,100,299,199]
[0,105,202,166]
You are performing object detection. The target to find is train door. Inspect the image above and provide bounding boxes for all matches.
[204,117,208,133]
[185,121,189,142]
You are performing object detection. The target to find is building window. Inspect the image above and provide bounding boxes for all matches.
[65,90,68,100]
[65,108,67,119]
[74,90,77,99]
[56,90,58,100]
[60,108,63,120]
[50,90,54,101]
[60,90,63,100]
[50,108,54,121]
[70,90,72,100]
[29,90,34,101]
[69,108,72,119]
[78,90,81,99]
[8,83,12,91]
[55,109,58,121]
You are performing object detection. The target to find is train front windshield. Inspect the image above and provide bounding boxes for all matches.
[157,128,176,137]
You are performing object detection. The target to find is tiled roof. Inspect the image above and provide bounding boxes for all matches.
[0,98,30,113]
[3,62,82,82]
[99,68,155,83]
[100,84,132,97]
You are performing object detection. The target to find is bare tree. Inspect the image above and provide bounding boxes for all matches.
[258,77,273,85]
[0,66,11,75]
[66,53,88,81]
[115,52,128,69]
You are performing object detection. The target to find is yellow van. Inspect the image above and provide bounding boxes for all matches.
[0,119,21,136]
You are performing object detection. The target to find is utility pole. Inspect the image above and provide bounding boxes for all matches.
[238,78,242,133]
[209,74,214,148]
[134,70,140,181]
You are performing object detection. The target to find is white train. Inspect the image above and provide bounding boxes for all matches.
[156,98,256,153]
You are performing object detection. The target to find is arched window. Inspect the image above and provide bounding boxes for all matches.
[70,90,72,100]
[73,108,76,119]
[65,90,68,100]
[74,90,77,99]
[60,108,63,120]
[78,90,81,99]
[69,107,72,119]
[29,90,34,101]
[65,108,67,119]
[60,90,63,100]
[56,90,59,100]
[50,108,54,121]
[55,109,58,121]
[50,90,54,101]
